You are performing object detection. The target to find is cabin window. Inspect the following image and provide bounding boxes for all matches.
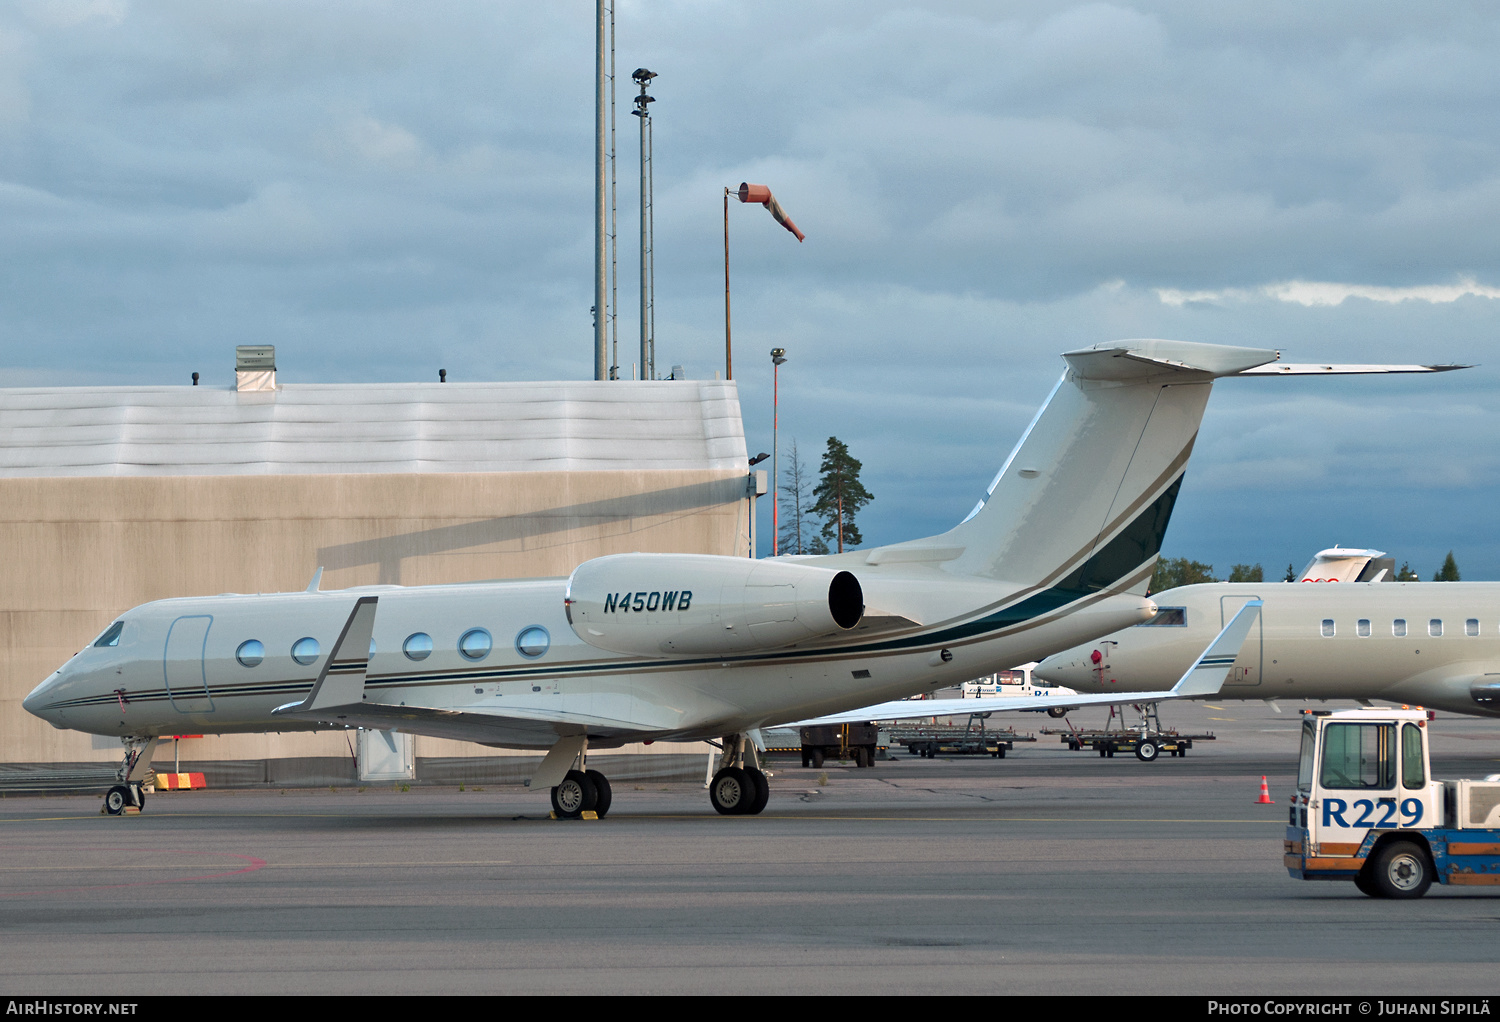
[1393,619,1407,637]
[1142,608,1187,626]
[93,621,124,648]
[1320,619,1335,638]
[403,633,432,661]
[515,625,550,659]
[235,639,264,668]
[1429,619,1443,638]
[1467,619,1480,637]
[291,636,320,666]
[1356,619,1371,637]
[459,628,492,661]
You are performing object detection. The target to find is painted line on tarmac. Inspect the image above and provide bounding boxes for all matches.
[0,848,265,897]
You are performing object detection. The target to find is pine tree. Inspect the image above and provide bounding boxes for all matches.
[1228,563,1263,583]
[1149,557,1219,593]
[1396,561,1420,581]
[777,439,815,556]
[811,436,874,553]
[1283,563,1297,582]
[1434,551,1461,582]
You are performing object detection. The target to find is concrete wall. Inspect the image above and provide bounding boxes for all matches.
[3,469,750,767]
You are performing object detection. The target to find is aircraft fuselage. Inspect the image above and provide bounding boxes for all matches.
[1036,582,1500,718]
[26,575,1156,746]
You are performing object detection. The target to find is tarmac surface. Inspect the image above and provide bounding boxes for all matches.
[3,701,1500,996]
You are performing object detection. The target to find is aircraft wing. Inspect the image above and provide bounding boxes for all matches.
[270,596,654,744]
[786,599,1262,727]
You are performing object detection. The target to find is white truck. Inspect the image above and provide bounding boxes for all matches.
[1285,706,1500,898]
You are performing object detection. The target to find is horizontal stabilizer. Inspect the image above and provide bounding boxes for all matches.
[1233,363,1470,375]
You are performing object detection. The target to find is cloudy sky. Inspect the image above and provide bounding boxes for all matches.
[3,1,1499,578]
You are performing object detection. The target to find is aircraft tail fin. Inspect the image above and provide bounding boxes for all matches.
[931,340,1278,594]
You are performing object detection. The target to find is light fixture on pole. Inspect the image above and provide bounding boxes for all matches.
[632,68,657,381]
[770,347,787,556]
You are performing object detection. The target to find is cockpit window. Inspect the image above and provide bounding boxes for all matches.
[1141,608,1186,626]
[93,622,124,648]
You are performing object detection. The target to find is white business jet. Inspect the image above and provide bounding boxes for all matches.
[23,341,1459,818]
[1036,550,1500,719]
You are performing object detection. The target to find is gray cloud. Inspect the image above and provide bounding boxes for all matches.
[0,1,1497,577]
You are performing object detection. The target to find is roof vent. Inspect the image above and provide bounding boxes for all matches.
[235,345,276,392]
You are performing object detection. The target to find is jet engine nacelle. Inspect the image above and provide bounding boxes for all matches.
[565,553,864,656]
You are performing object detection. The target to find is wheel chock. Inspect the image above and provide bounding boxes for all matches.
[548,810,600,821]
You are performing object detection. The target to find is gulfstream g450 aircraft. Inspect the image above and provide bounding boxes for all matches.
[23,340,1459,818]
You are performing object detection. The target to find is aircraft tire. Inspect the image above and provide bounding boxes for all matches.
[710,767,752,815]
[585,769,612,818]
[1370,840,1433,899]
[104,785,129,816]
[811,748,824,768]
[744,768,770,815]
[1136,740,1160,762]
[551,770,598,819]
[1047,707,1069,718]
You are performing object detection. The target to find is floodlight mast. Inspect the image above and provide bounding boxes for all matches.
[632,68,657,381]
[593,1,608,380]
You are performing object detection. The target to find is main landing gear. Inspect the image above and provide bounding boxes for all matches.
[103,736,159,816]
[543,737,614,820]
[550,767,613,820]
[708,733,770,816]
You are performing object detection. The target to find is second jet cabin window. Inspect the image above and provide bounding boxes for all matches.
[1393,619,1407,637]
[1321,619,1335,638]
[1357,619,1371,637]
[1430,619,1443,638]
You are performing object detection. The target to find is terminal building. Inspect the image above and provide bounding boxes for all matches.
[0,350,756,787]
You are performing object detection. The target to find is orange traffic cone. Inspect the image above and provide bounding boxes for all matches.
[1256,776,1275,804]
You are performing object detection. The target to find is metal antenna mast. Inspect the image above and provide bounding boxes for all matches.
[607,3,619,380]
[632,68,657,381]
[592,1,608,380]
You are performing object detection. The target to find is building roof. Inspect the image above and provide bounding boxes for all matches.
[0,380,747,477]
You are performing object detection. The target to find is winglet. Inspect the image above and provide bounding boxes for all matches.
[272,596,377,717]
[1169,598,1262,699]
[306,567,324,593]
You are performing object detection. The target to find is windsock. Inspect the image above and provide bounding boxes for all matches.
[738,182,805,242]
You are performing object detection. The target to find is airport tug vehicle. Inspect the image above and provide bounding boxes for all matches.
[1286,707,1500,898]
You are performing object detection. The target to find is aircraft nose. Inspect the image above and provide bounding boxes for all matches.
[22,673,60,720]
[1034,654,1084,686]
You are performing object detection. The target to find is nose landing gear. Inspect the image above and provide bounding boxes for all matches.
[103,736,159,816]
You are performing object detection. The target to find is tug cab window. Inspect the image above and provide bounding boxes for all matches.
[1320,722,1395,791]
